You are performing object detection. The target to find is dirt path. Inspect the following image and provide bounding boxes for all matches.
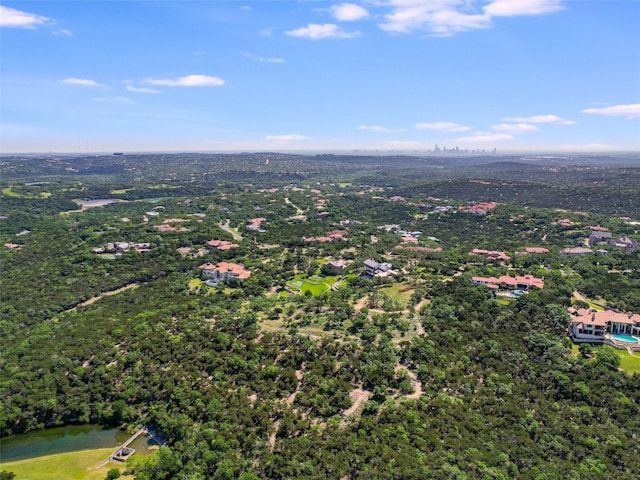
[395,365,424,399]
[78,283,139,307]
[354,295,368,311]
[284,197,304,215]
[404,369,424,399]
[341,388,372,419]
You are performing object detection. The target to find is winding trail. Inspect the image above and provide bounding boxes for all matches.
[78,283,139,307]
[284,197,304,215]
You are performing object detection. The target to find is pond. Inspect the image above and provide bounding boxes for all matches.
[0,424,158,463]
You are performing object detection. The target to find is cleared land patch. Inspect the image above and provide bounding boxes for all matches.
[0,447,134,480]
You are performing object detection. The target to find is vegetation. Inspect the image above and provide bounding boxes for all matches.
[1,152,639,478]
[0,448,133,480]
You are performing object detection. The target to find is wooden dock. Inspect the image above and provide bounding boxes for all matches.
[99,426,147,466]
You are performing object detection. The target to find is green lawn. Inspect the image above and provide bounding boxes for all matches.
[286,274,339,296]
[0,448,134,480]
[573,344,640,374]
[613,349,640,374]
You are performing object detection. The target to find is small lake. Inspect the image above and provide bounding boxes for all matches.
[0,424,158,463]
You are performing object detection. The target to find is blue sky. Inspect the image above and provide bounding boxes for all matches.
[1,0,639,153]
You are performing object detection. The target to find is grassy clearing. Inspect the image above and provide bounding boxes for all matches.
[0,447,134,480]
[259,319,284,332]
[379,284,414,309]
[1,187,51,199]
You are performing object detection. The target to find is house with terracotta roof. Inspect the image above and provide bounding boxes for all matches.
[570,308,640,350]
[472,275,544,291]
[459,202,497,215]
[199,262,251,285]
[207,239,239,251]
[327,230,348,240]
[470,249,511,261]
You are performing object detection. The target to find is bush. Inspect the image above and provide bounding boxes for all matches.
[106,468,121,480]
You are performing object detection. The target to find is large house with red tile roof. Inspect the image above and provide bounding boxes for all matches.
[459,202,497,215]
[570,308,640,350]
[470,249,511,261]
[207,239,239,251]
[200,262,251,284]
[472,275,544,291]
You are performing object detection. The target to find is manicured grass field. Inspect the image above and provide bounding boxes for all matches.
[286,274,339,296]
[0,448,133,480]
[614,349,640,374]
[572,344,640,374]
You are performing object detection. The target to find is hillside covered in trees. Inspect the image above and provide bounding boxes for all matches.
[1,153,639,479]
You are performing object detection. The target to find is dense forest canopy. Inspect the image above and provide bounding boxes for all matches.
[1,152,639,479]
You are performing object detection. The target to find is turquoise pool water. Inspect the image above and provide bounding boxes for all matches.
[611,334,638,343]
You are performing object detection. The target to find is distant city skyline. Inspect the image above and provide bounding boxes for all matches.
[1,1,639,154]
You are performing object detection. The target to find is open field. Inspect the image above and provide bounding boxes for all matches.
[0,448,134,480]
[379,284,414,309]
[2,187,51,198]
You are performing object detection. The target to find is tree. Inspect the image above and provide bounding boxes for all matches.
[105,468,121,480]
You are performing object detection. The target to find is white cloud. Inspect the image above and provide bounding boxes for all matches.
[93,97,133,104]
[484,0,563,17]
[332,3,370,22]
[144,75,225,87]
[62,78,106,87]
[53,29,72,36]
[492,123,539,133]
[358,125,404,133]
[379,0,563,36]
[379,1,490,35]
[240,5,252,11]
[266,134,310,141]
[126,85,161,94]
[415,121,470,132]
[243,52,286,63]
[503,114,575,125]
[0,6,50,28]
[581,104,640,119]
[285,23,358,39]
[457,132,514,143]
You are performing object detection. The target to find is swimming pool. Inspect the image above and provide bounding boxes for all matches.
[611,334,638,343]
